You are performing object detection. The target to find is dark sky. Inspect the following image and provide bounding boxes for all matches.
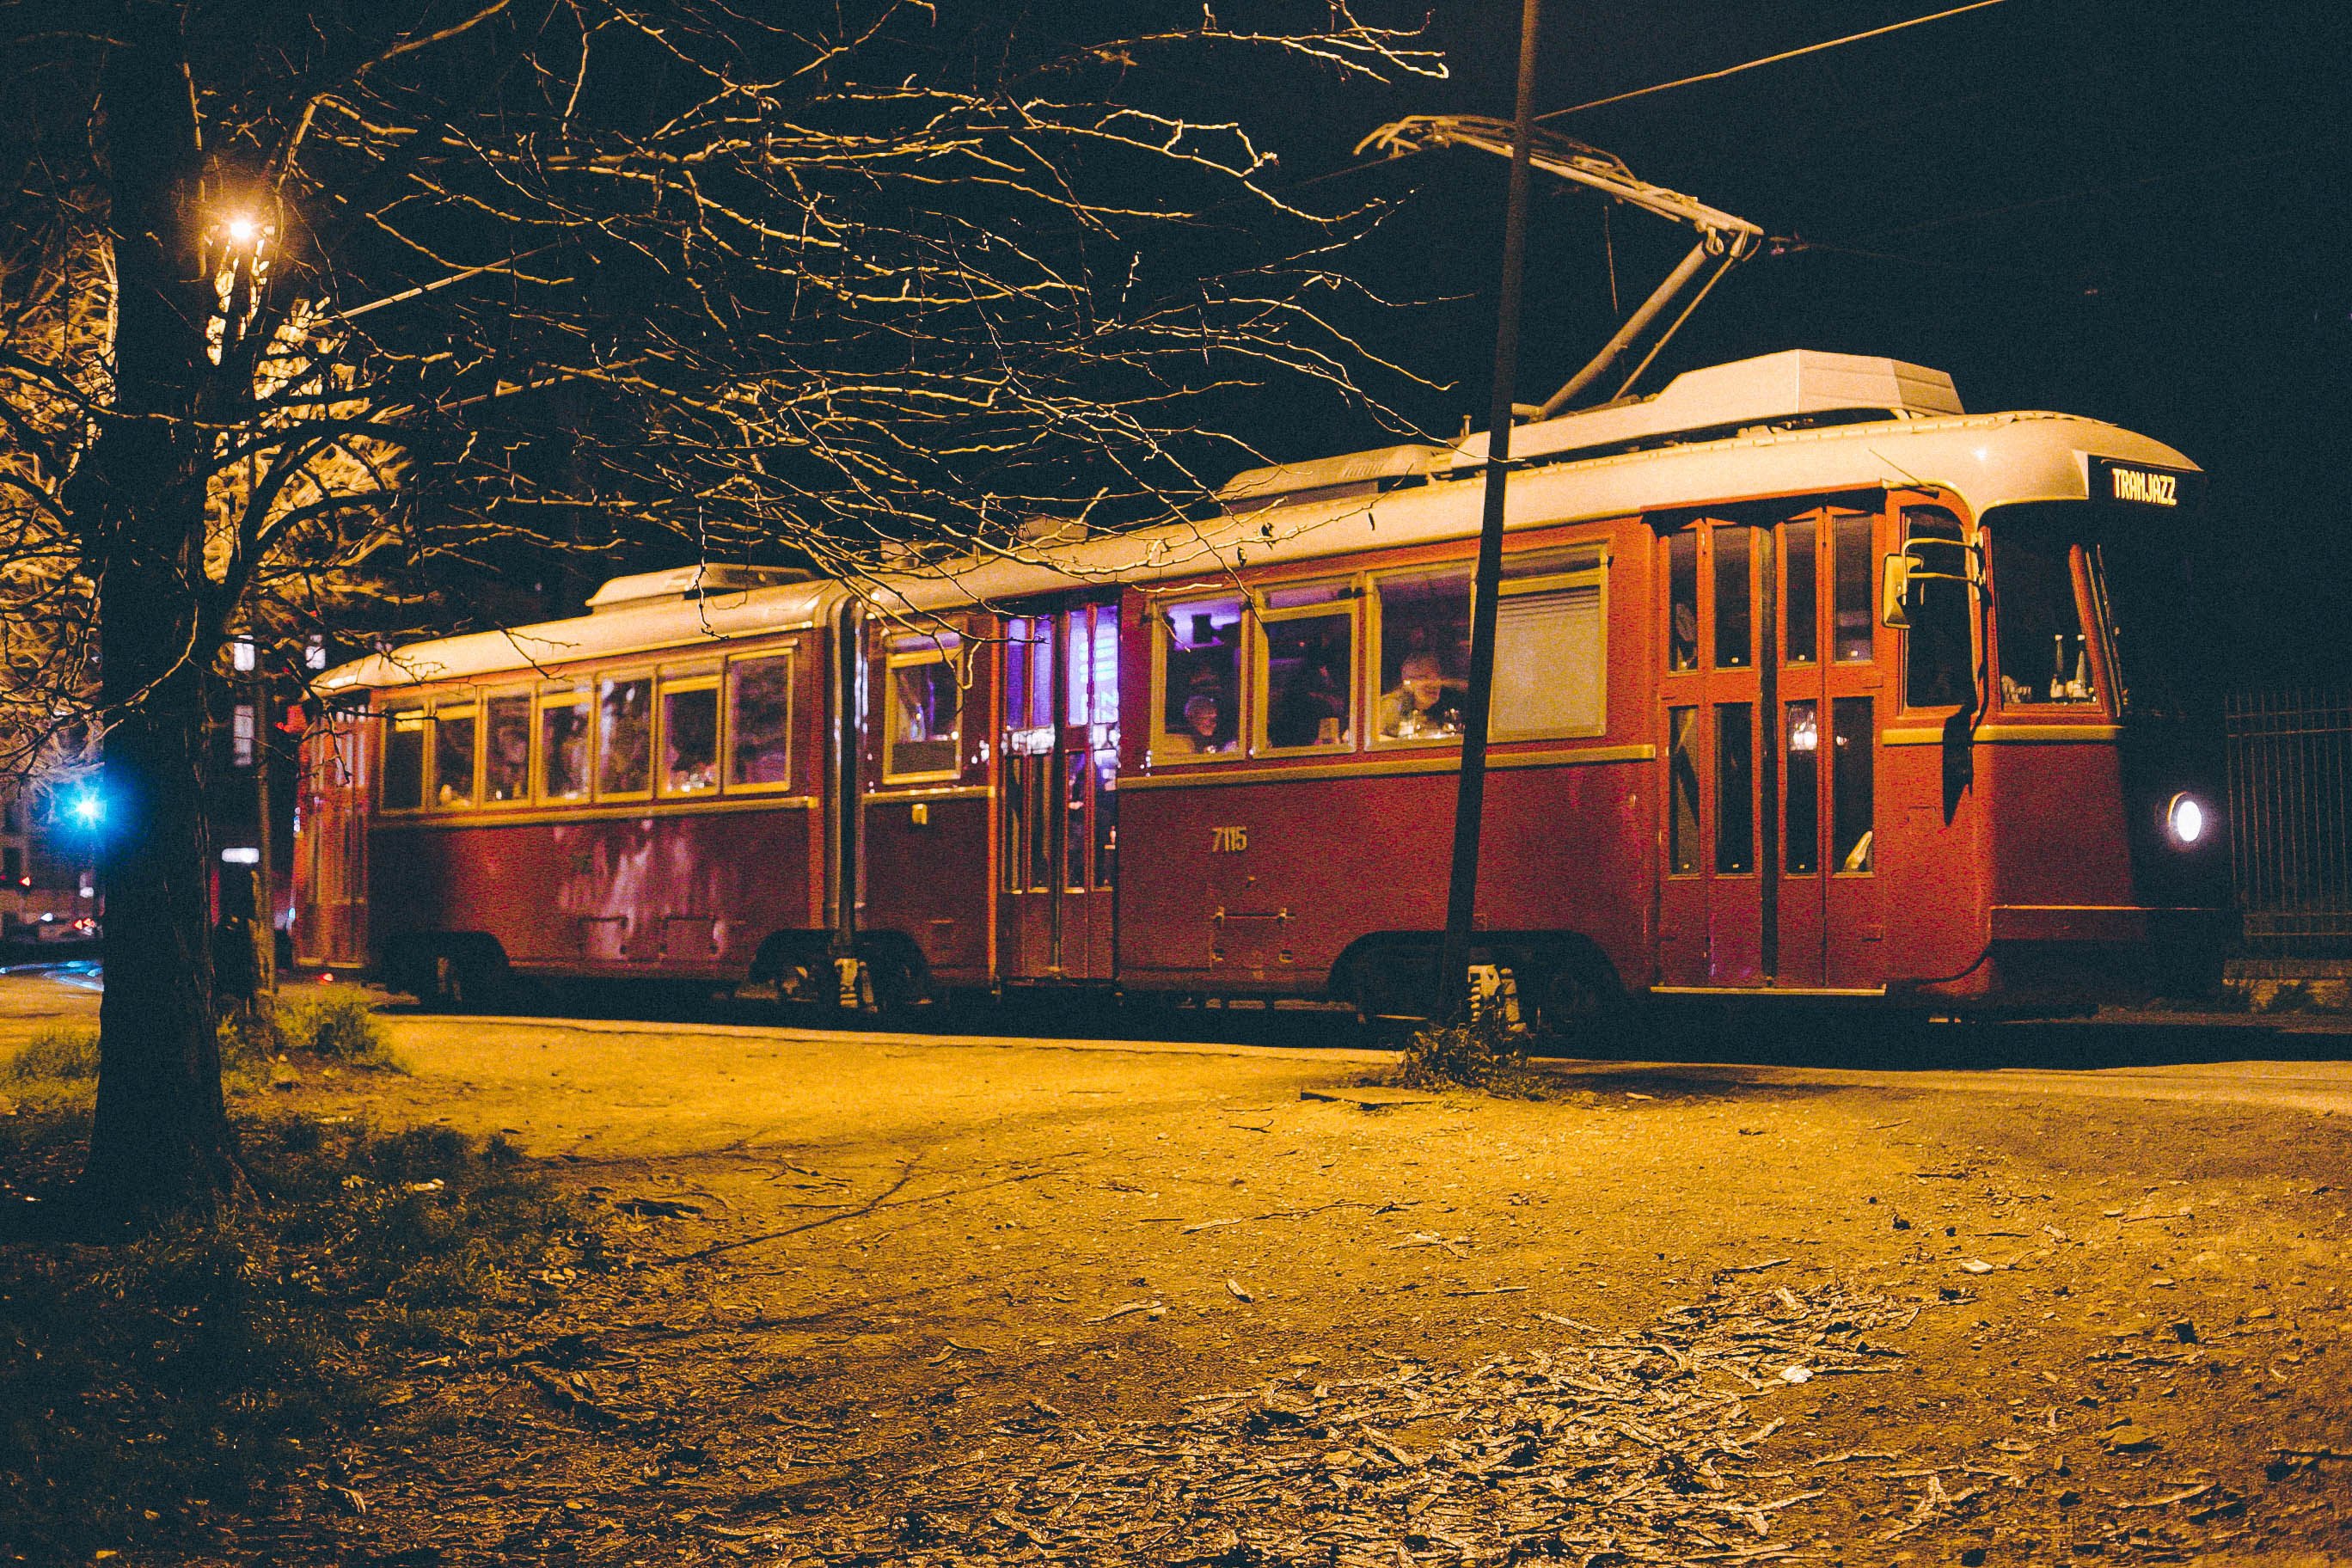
[1221,0,2352,687]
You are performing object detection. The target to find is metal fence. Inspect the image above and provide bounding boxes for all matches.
[2227,689,2352,956]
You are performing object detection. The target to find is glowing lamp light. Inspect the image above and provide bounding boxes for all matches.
[224,216,258,244]
[68,792,105,829]
[2165,793,2207,848]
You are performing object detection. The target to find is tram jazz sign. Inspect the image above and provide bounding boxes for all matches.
[2091,456,2201,509]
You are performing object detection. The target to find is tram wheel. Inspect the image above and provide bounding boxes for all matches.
[1529,958,1624,1055]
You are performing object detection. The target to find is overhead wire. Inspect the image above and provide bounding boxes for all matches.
[1537,0,2011,120]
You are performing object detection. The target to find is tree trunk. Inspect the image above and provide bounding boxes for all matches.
[71,3,245,1216]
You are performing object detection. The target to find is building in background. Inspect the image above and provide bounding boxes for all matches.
[1,774,101,945]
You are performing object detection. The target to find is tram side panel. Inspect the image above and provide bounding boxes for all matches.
[345,627,837,992]
[1117,762,1650,1004]
[1115,512,1659,1009]
[370,806,819,978]
[1872,732,1990,995]
[855,616,996,990]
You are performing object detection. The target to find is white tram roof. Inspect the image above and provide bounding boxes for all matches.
[322,349,2198,696]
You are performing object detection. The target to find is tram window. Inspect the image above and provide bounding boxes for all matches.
[1716,703,1755,873]
[382,711,426,812]
[1785,519,1817,664]
[885,649,962,780]
[1831,695,1873,873]
[539,688,590,800]
[1260,600,1354,751]
[1375,567,1470,743]
[1493,573,1606,738]
[432,705,477,808]
[484,693,531,802]
[1026,755,1052,888]
[1667,706,1700,875]
[1066,609,1089,728]
[1090,609,1118,726]
[1785,700,1820,874]
[1093,747,1117,888]
[1832,514,1875,663]
[1993,530,2098,705]
[1007,617,1053,734]
[595,676,653,797]
[659,672,720,795]
[1063,751,1088,890]
[1156,595,1243,756]
[725,654,793,788]
[1902,507,1974,709]
[1668,531,1699,672]
[1714,526,1754,669]
[1058,603,1121,730]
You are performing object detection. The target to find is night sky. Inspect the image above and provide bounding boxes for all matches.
[1205,0,2352,691]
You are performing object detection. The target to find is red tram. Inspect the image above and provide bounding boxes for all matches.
[294,350,2231,1020]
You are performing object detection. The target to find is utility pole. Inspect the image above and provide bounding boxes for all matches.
[1435,0,1542,1022]
[252,657,275,998]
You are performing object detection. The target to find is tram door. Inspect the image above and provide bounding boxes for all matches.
[1657,508,1883,990]
[999,604,1119,980]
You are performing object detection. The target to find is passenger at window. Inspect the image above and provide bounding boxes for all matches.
[1182,693,1234,754]
[599,680,652,794]
[1268,626,1349,749]
[487,717,530,801]
[1378,652,1464,740]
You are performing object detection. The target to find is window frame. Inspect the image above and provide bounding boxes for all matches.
[881,636,965,784]
[479,687,536,809]
[1489,548,1611,743]
[592,668,657,803]
[1249,579,1359,758]
[722,646,798,794]
[1147,590,1250,766]
[379,706,428,813]
[1989,529,2110,716]
[1896,504,1979,717]
[1368,564,1473,752]
[535,679,592,805]
[654,661,722,799]
[428,696,481,811]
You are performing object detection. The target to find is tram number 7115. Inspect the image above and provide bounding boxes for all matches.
[1210,825,1249,854]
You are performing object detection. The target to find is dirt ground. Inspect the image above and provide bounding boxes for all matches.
[10,978,2352,1565]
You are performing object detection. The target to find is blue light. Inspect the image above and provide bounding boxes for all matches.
[68,792,104,829]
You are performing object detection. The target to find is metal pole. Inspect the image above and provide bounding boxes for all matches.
[1536,238,1712,419]
[253,665,275,997]
[1436,0,1542,1023]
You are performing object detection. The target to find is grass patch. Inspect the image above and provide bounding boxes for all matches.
[279,986,399,1064]
[3,1022,99,1085]
[214,987,404,1088]
[0,1108,606,1559]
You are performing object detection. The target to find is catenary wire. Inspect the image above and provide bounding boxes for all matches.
[1537,0,2011,120]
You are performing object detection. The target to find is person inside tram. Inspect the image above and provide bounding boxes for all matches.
[1182,692,1235,753]
[1268,626,1350,748]
[1379,652,1464,739]
[665,695,718,792]
[488,716,530,799]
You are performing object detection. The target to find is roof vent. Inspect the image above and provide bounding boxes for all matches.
[584,563,812,615]
[1218,443,1454,511]
[1455,350,1962,468]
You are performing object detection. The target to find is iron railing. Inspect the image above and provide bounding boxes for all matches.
[2226,689,2352,956]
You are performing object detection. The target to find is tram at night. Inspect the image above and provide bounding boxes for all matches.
[293,349,2231,1025]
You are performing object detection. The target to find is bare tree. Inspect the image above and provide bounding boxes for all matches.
[0,0,1442,1214]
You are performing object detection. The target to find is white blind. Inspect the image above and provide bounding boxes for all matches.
[1492,582,1604,736]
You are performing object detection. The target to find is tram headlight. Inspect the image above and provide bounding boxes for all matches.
[2165,793,2208,848]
